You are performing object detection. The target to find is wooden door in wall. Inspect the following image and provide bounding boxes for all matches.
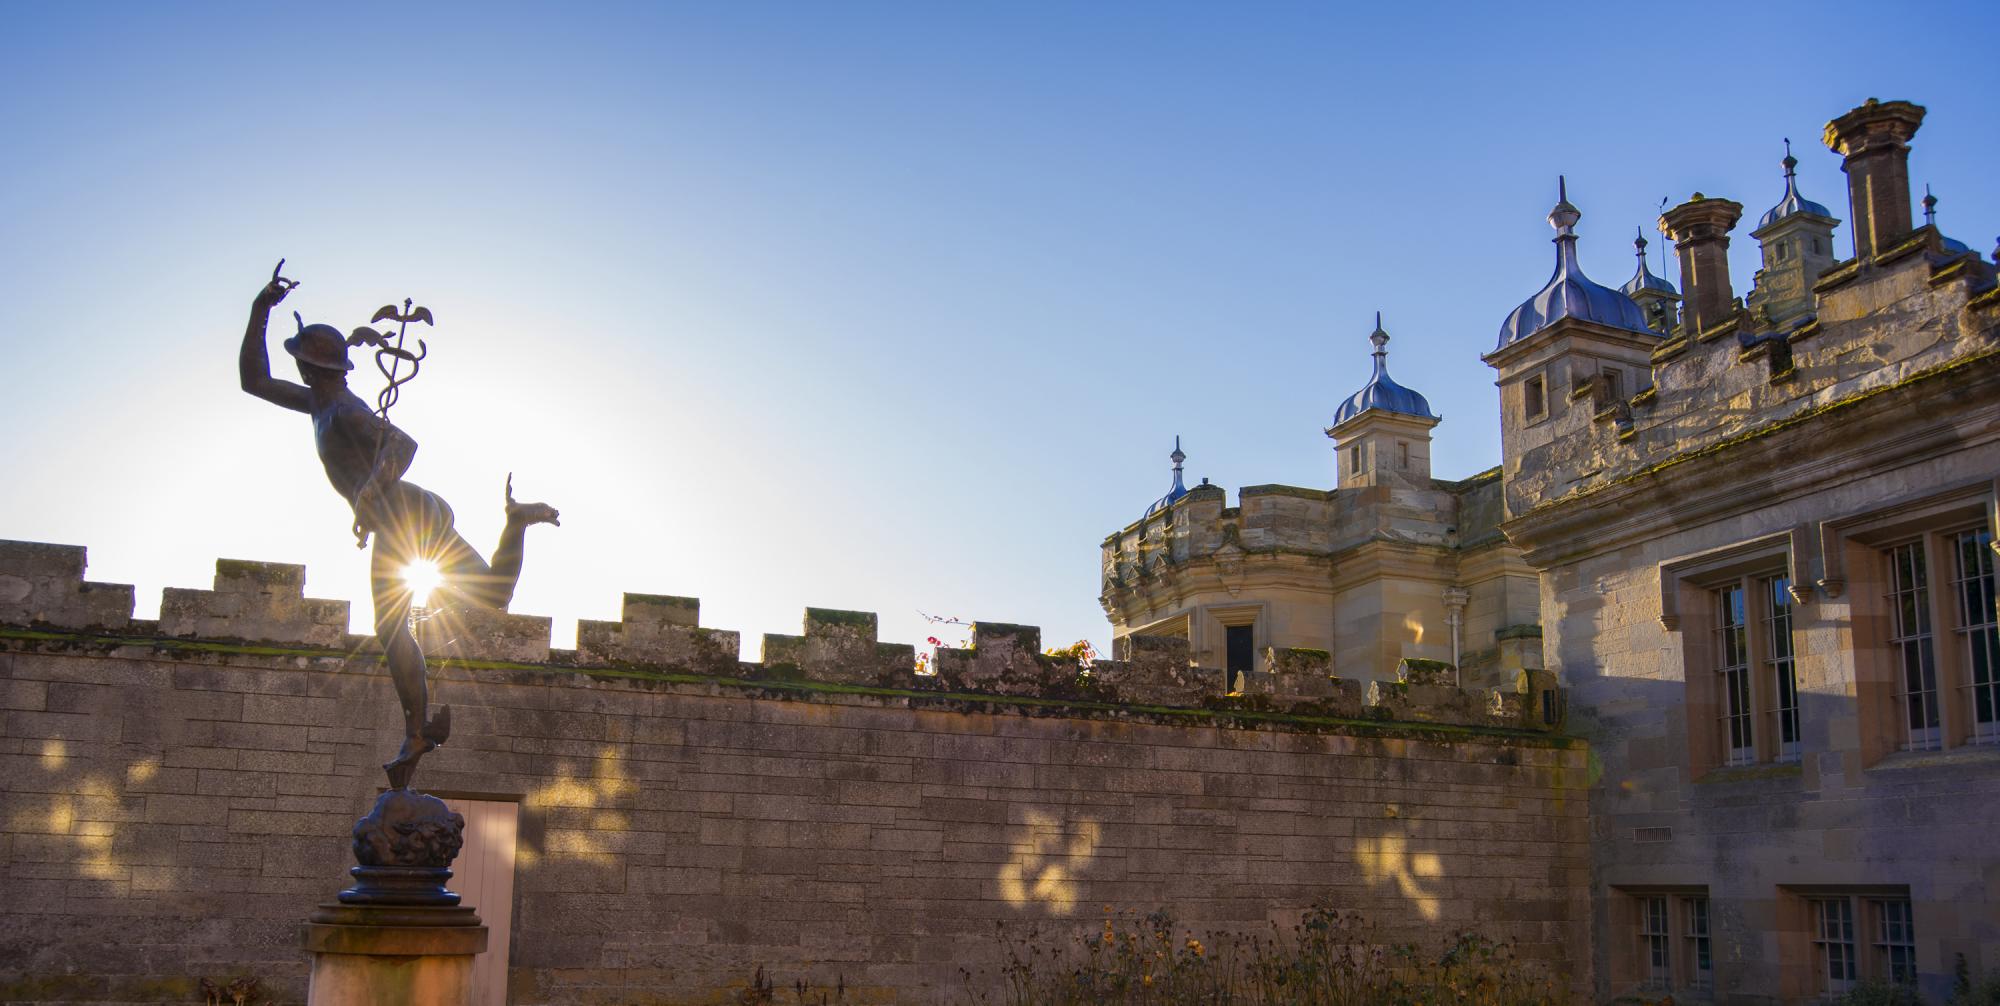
[453,798,520,1006]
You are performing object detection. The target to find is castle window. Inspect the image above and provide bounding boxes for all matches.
[1715,584,1756,766]
[1812,897,1859,997]
[1348,444,1362,475]
[1661,533,1806,776]
[1614,887,1710,996]
[1828,488,1999,761]
[1781,888,1916,999]
[1396,440,1409,470]
[1640,895,1672,991]
[1813,236,1822,254]
[1525,375,1546,421]
[1767,575,1802,761]
[1684,896,1713,992]
[1950,528,2000,743]
[1886,540,1942,750]
[1874,898,1916,985]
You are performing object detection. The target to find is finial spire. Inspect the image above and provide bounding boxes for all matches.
[1634,226,1648,256]
[1782,138,1797,177]
[1548,176,1581,237]
[1369,313,1390,360]
[1922,184,1938,228]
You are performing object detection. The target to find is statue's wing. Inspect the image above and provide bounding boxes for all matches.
[409,306,435,326]
[347,326,387,348]
[370,304,403,324]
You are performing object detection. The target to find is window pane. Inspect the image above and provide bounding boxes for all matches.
[1683,896,1711,990]
[1717,584,1754,764]
[1640,895,1671,991]
[1813,898,1857,994]
[1888,543,1941,750]
[1872,899,1916,985]
[1954,529,2000,743]
[1767,576,1801,758]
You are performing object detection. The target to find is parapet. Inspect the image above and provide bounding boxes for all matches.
[160,558,351,647]
[0,540,135,631]
[1509,219,2000,517]
[0,538,1566,735]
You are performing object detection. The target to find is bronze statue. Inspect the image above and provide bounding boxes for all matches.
[239,261,559,790]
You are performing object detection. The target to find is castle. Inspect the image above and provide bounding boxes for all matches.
[1103,96,2000,1002]
[0,97,1995,1005]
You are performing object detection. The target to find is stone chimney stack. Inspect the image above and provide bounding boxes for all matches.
[1822,98,1925,261]
[1659,195,1744,335]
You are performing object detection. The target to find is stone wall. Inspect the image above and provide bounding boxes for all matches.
[1495,133,2000,1002]
[0,540,1588,1004]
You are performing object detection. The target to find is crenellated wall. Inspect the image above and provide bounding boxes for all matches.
[0,538,1587,1004]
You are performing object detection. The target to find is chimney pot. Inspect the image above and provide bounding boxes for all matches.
[1823,99,1926,261]
[1659,196,1745,335]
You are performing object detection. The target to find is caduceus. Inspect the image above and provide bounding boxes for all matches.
[347,299,434,547]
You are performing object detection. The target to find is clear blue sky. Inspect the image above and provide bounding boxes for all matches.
[3,1,1995,659]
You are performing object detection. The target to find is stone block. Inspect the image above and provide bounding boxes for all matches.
[927,621,1092,699]
[416,606,552,663]
[1091,634,1209,707]
[1396,657,1457,687]
[1367,679,1484,725]
[158,559,350,647]
[0,540,134,631]
[789,608,912,687]
[1259,646,1342,700]
[575,593,737,675]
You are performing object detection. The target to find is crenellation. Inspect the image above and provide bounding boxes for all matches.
[0,540,135,631]
[158,558,351,648]
[576,591,740,675]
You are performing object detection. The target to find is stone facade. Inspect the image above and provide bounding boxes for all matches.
[1493,98,2000,1003]
[0,540,1585,1004]
[1100,461,1542,691]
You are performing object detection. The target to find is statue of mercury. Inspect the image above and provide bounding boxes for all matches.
[237,263,559,789]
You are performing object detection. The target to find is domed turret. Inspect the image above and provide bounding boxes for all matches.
[1922,185,1973,255]
[1142,437,1190,517]
[1495,178,1654,350]
[1758,140,1835,229]
[1622,230,1681,335]
[1748,141,1841,326]
[1622,230,1677,298]
[1331,313,1438,425]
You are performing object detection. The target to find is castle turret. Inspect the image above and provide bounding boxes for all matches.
[1483,179,1660,517]
[1920,185,1975,256]
[1747,140,1840,326]
[1660,193,1745,336]
[1143,437,1191,517]
[1621,229,1680,334]
[1822,98,1924,262]
[1325,314,1439,488]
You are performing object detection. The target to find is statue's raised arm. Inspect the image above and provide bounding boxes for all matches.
[238,259,310,413]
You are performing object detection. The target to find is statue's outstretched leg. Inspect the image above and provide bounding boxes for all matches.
[434,474,560,612]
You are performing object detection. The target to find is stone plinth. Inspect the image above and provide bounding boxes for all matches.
[304,904,487,1006]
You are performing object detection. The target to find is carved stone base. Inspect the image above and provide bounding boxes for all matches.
[304,904,487,1006]
[337,865,462,907]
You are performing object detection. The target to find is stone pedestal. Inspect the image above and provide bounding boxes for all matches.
[304,903,487,1006]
